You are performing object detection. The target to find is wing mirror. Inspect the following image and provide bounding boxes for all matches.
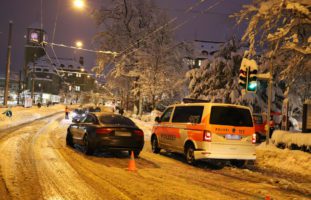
[155,116,161,123]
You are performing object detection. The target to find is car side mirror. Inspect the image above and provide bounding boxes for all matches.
[72,118,80,123]
[155,116,161,123]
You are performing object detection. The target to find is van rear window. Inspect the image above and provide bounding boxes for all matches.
[210,106,253,127]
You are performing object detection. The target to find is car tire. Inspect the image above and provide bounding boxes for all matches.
[230,160,246,168]
[255,133,261,143]
[185,144,196,165]
[83,134,94,155]
[151,136,161,154]
[66,130,74,147]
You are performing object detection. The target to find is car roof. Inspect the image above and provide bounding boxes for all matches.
[169,102,251,110]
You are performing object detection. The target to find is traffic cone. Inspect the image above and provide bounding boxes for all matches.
[265,195,271,200]
[128,151,137,171]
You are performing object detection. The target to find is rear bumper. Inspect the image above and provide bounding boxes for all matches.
[93,135,144,151]
[194,150,256,160]
[194,143,256,160]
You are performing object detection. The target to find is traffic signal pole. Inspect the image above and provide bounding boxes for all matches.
[266,62,273,145]
[3,21,13,106]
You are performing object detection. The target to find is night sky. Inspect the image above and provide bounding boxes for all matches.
[0,0,250,75]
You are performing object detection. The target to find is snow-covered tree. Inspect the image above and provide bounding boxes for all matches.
[93,0,187,111]
[233,0,311,117]
[187,39,246,104]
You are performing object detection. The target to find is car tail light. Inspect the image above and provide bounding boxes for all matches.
[203,130,212,142]
[133,130,144,136]
[96,128,112,134]
[252,133,256,144]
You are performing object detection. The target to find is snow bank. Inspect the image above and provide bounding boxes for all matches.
[256,143,311,177]
[271,130,311,148]
[0,105,65,131]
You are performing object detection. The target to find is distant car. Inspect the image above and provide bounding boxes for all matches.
[252,113,266,143]
[71,108,87,122]
[66,112,144,157]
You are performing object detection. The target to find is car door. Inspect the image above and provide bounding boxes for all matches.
[170,106,204,152]
[76,114,95,142]
[157,107,174,149]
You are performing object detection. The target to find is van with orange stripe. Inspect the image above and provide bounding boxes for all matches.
[151,102,256,166]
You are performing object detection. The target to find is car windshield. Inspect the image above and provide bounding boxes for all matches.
[99,115,136,127]
[253,115,263,124]
[210,106,253,127]
[74,109,84,115]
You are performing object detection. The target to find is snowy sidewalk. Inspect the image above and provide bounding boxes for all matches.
[0,105,66,131]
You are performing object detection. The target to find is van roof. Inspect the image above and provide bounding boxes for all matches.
[170,102,251,110]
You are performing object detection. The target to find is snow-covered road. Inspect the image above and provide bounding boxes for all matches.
[0,112,310,199]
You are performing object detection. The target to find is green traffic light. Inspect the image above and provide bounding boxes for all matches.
[247,81,257,91]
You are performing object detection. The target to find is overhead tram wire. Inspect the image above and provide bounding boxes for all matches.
[120,0,225,60]
[117,0,209,56]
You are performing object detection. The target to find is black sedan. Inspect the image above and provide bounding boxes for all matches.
[66,112,144,157]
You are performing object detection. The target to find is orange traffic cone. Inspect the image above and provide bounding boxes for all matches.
[128,151,137,171]
[265,195,271,200]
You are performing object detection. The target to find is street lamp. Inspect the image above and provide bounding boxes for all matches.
[73,0,85,10]
[76,40,83,48]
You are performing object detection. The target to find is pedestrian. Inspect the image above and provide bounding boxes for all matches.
[37,102,41,108]
[65,106,69,119]
[118,107,124,116]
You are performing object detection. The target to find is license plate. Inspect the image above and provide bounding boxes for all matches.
[225,134,241,140]
[115,131,131,137]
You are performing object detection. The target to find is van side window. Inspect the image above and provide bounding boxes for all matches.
[161,107,173,122]
[172,106,204,123]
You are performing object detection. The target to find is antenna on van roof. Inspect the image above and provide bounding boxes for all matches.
[182,98,210,103]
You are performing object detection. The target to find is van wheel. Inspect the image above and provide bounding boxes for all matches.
[151,136,161,153]
[185,144,196,165]
[230,160,246,168]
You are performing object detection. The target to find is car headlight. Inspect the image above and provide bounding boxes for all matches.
[72,112,77,117]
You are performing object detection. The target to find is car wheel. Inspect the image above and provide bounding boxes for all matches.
[83,134,94,155]
[151,136,161,153]
[128,150,141,158]
[230,160,246,168]
[255,133,261,143]
[185,144,196,165]
[66,130,74,147]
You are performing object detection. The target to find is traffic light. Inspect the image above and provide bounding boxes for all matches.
[246,60,258,92]
[238,58,248,88]
[239,58,258,93]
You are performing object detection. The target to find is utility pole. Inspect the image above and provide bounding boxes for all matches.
[17,70,22,105]
[4,21,13,106]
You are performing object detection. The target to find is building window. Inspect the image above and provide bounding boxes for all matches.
[75,86,80,92]
[35,68,42,72]
[68,73,73,77]
[198,60,202,67]
[76,73,81,78]
[43,69,49,72]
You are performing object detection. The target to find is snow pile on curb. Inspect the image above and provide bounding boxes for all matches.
[256,143,311,177]
[0,105,65,131]
[271,130,311,148]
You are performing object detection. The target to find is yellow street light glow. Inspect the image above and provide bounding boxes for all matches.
[76,41,83,48]
[81,68,85,72]
[73,0,85,9]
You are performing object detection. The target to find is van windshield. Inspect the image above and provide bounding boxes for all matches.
[210,106,253,127]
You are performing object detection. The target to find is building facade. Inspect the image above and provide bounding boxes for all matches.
[25,56,96,104]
